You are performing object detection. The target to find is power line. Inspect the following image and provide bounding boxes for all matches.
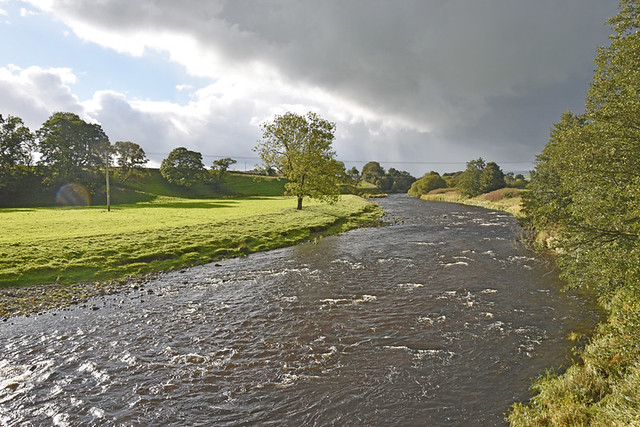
[146,152,534,166]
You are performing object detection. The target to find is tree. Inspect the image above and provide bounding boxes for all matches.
[521,0,640,298]
[347,166,361,183]
[37,112,109,190]
[361,161,385,185]
[0,114,34,192]
[408,171,447,197]
[388,168,416,193]
[255,111,342,210]
[210,157,237,181]
[523,110,584,230]
[479,161,505,193]
[114,141,148,183]
[457,158,486,197]
[160,147,206,187]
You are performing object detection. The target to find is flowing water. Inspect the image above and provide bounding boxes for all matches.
[0,195,599,426]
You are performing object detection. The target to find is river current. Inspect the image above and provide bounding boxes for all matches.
[0,195,599,426]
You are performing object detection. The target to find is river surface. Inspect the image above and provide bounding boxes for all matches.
[0,195,599,426]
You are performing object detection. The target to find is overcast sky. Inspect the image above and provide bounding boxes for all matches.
[0,0,617,175]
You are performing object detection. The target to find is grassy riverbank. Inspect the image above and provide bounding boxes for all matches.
[419,187,523,217]
[0,195,382,316]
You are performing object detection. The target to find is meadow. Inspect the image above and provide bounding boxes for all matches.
[0,195,382,288]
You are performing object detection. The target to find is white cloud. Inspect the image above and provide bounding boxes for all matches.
[0,65,84,128]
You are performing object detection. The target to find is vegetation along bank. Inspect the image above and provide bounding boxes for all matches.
[406,3,640,423]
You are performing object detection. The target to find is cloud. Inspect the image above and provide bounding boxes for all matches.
[15,0,618,174]
[0,65,84,128]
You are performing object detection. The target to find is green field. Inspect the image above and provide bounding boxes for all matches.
[0,195,382,288]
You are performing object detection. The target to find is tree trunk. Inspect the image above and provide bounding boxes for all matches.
[297,197,303,210]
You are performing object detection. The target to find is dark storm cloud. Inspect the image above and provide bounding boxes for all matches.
[25,0,618,174]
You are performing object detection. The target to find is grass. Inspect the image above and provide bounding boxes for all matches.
[0,195,382,288]
[419,187,523,217]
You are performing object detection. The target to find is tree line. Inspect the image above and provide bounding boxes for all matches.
[0,111,243,206]
[406,158,527,198]
[2,108,527,209]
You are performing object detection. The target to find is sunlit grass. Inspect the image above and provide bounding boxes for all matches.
[420,188,523,217]
[0,195,381,287]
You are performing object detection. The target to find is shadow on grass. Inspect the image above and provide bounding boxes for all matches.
[140,200,241,209]
[0,208,36,213]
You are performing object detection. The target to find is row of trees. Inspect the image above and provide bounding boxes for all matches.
[0,111,246,206]
[355,162,416,193]
[407,158,527,198]
[0,112,150,203]
[2,109,527,209]
[159,147,236,188]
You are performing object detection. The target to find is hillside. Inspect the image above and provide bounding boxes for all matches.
[1,169,288,208]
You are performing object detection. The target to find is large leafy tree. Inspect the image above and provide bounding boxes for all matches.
[408,171,446,198]
[361,161,386,185]
[523,0,640,298]
[479,161,505,193]
[160,147,206,187]
[457,158,486,197]
[37,112,109,189]
[522,110,585,231]
[255,111,343,210]
[0,114,34,191]
[114,141,148,183]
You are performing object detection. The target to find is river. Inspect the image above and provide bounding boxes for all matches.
[0,195,599,426]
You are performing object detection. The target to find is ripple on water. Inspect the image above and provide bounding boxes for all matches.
[0,195,601,426]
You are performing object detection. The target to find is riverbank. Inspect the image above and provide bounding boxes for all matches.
[419,188,523,217]
[0,195,383,318]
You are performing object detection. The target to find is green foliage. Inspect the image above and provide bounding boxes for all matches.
[457,158,485,196]
[210,157,237,181]
[114,141,148,183]
[408,171,447,197]
[512,2,640,423]
[255,111,343,210]
[504,172,528,189]
[360,162,415,193]
[36,112,109,192]
[361,161,385,184]
[457,158,506,197]
[0,114,34,200]
[480,161,505,193]
[160,147,206,187]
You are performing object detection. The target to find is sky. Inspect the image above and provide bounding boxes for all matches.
[0,0,618,176]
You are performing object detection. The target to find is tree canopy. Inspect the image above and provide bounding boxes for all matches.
[0,114,34,191]
[210,157,237,181]
[37,112,109,190]
[523,0,640,299]
[457,158,506,197]
[160,147,206,187]
[114,141,148,183]
[408,171,447,198]
[255,111,343,210]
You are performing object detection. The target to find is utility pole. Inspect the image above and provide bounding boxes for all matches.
[105,143,111,212]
